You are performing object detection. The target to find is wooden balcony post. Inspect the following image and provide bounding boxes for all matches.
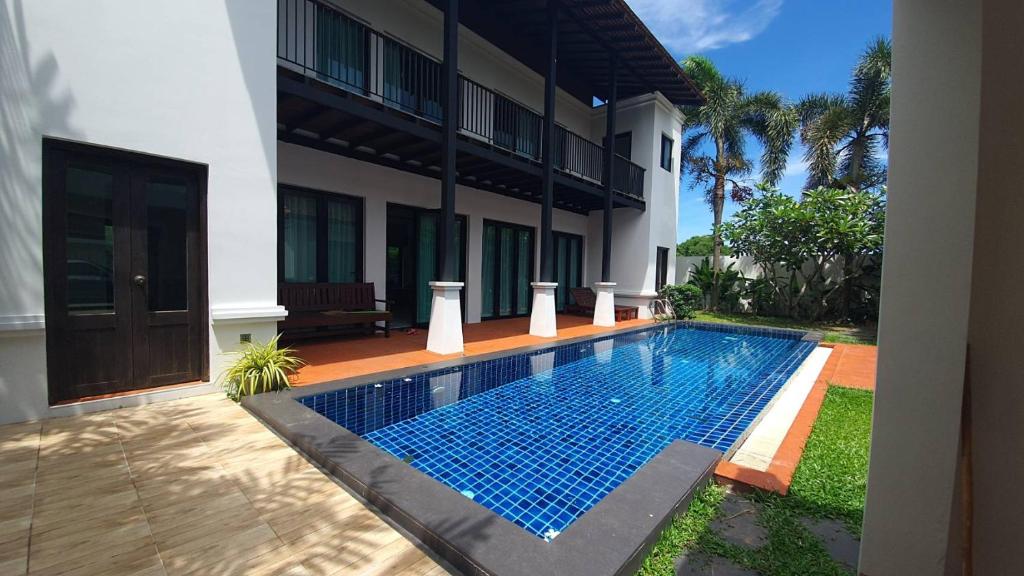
[539,0,558,283]
[530,0,559,338]
[602,53,618,282]
[439,0,459,282]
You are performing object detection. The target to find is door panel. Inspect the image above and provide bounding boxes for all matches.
[44,140,206,404]
[131,170,202,388]
[481,220,534,319]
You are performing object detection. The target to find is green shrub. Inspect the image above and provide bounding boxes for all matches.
[658,284,703,320]
[219,335,305,401]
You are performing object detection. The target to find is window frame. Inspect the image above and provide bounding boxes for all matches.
[655,246,670,291]
[277,184,364,284]
[660,133,674,172]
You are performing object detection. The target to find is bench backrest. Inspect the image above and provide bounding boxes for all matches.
[279,283,377,312]
[569,287,596,308]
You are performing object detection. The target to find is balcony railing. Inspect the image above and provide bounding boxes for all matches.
[277,0,645,201]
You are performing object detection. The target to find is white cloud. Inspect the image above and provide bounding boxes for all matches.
[627,0,783,54]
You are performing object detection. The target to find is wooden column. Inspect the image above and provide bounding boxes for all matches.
[601,54,618,282]
[539,0,558,283]
[439,0,459,281]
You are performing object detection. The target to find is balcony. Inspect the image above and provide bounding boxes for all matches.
[276,0,646,213]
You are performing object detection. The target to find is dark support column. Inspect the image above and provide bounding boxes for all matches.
[539,0,558,283]
[439,0,459,281]
[601,54,618,282]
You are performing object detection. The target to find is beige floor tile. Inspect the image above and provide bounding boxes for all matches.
[0,393,454,576]
[332,537,428,576]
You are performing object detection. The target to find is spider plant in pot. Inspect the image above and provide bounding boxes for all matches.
[219,334,305,401]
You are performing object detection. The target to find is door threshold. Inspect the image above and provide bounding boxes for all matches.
[52,380,210,407]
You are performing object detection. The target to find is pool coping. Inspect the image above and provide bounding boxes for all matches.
[243,321,814,576]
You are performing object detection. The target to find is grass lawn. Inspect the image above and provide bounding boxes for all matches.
[692,311,877,345]
[638,386,874,576]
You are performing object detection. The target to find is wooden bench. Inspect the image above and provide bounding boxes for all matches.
[566,287,639,321]
[278,283,391,340]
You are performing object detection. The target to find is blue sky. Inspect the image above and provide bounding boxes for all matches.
[626,0,892,242]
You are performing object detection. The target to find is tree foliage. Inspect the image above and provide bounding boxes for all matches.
[676,234,732,257]
[679,56,797,309]
[798,38,891,191]
[722,186,886,321]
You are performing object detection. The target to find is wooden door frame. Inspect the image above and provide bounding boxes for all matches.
[42,138,209,405]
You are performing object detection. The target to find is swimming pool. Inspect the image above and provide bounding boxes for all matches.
[296,323,817,540]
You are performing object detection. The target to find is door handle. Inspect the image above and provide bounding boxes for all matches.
[133,275,146,287]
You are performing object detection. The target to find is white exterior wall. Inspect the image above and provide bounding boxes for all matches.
[335,0,593,135]
[278,143,590,324]
[587,94,682,317]
[0,0,280,424]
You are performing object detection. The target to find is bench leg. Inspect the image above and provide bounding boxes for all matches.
[384,321,390,338]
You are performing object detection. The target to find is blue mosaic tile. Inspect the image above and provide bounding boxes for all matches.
[297,324,816,540]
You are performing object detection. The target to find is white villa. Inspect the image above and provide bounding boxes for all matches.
[0,0,694,423]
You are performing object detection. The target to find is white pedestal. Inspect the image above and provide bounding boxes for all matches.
[593,282,617,327]
[426,281,464,355]
[529,282,558,338]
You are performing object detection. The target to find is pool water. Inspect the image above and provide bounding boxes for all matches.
[299,323,816,540]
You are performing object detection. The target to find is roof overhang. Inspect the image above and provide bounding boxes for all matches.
[425,0,704,107]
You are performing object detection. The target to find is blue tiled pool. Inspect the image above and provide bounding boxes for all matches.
[299,323,816,540]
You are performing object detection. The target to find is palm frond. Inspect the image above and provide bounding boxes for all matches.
[742,91,797,186]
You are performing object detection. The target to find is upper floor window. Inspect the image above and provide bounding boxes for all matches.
[614,132,632,159]
[660,134,674,172]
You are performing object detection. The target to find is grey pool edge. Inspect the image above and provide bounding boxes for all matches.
[243,321,817,576]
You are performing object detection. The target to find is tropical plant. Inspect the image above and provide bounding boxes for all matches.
[723,186,886,321]
[686,257,741,311]
[219,335,306,401]
[658,284,703,320]
[798,37,891,192]
[676,234,731,257]
[679,56,797,310]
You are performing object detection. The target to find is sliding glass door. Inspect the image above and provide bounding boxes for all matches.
[386,204,466,328]
[481,220,534,319]
[553,232,583,312]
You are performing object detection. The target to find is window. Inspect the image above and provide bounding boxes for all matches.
[279,186,363,284]
[613,132,632,159]
[660,134,674,171]
[656,246,670,291]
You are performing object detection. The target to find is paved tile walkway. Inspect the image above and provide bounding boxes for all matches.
[0,394,451,576]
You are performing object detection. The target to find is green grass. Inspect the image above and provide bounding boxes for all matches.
[637,387,875,576]
[692,311,877,345]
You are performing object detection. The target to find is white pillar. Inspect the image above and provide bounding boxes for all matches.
[593,282,617,327]
[529,282,558,338]
[426,282,464,355]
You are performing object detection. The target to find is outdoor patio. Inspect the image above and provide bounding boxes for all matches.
[0,393,453,576]
[290,314,652,386]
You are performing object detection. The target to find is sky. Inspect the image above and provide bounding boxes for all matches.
[625,0,892,242]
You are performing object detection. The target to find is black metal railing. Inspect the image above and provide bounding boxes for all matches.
[277,0,645,201]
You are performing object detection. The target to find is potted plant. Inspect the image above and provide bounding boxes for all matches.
[219,334,305,401]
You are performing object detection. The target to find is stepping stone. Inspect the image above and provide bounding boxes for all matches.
[709,494,767,550]
[800,517,861,570]
[676,552,760,576]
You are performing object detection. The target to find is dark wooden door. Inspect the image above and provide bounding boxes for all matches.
[44,140,206,404]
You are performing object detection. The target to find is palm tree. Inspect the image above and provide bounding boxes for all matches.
[680,56,797,310]
[798,38,891,191]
